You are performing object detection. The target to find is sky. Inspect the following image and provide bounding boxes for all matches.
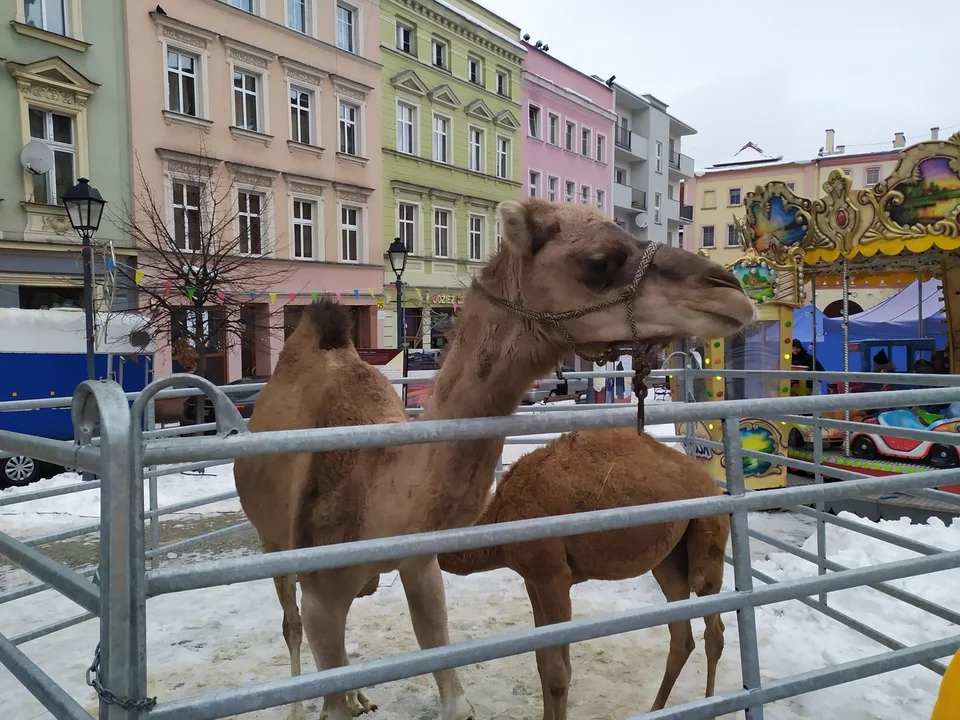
[475,0,959,167]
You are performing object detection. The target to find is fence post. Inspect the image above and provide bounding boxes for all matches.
[72,380,149,719]
[814,411,828,606]
[145,399,160,571]
[722,415,765,720]
[682,355,696,458]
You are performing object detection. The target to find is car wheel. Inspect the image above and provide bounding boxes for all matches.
[851,436,878,460]
[928,444,959,469]
[548,389,558,397]
[3,455,42,487]
[788,428,805,449]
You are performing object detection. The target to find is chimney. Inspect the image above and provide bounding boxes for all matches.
[825,128,835,155]
[836,145,845,154]
[893,132,905,148]
[931,126,940,141]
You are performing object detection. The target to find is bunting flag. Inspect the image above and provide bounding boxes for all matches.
[216,290,226,304]
[186,287,195,300]
[134,269,145,286]
[311,291,318,301]
[353,289,360,298]
[106,258,115,272]
[414,288,423,300]
[335,290,341,299]
[289,292,297,302]
[269,292,277,303]
[368,288,376,298]
[249,291,257,299]
[163,281,172,296]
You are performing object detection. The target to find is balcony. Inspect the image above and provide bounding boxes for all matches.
[668,150,694,178]
[615,128,648,162]
[613,183,646,211]
[615,126,631,150]
[680,204,693,222]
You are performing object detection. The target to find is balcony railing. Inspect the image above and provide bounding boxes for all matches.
[669,151,681,169]
[615,126,631,150]
[680,204,693,221]
[631,189,646,210]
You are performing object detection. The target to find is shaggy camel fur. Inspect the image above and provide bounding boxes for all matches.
[234,199,755,720]
[438,428,729,720]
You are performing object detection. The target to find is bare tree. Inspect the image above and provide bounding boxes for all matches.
[110,147,294,383]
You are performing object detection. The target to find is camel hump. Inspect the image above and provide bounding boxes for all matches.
[299,299,353,350]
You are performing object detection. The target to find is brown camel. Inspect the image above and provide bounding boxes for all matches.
[233,199,754,720]
[438,428,729,720]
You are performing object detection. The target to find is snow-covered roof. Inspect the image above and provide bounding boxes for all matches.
[712,142,782,168]
[433,0,525,52]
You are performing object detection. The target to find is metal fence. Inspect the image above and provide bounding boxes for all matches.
[1,365,959,719]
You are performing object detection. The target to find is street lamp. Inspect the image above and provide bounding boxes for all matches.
[62,178,107,380]
[387,237,409,349]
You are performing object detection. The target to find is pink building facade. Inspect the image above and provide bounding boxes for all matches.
[126,0,384,384]
[520,44,615,215]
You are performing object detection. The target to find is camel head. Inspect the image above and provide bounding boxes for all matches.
[480,199,756,359]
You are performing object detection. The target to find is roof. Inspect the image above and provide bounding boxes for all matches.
[712,142,783,168]
[433,0,525,52]
[610,80,696,134]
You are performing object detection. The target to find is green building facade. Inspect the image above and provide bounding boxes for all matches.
[380,0,524,348]
[0,0,133,311]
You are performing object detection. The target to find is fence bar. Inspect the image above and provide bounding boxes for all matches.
[0,631,95,720]
[0,478,100,507]
[0,428,95,470]
[25,521,102,547]
[10,611,96,646]
[141,386,960,466]
[145,521,253,560]
[907,486,960,508]
[0,530,99,614]
[814,412,828,605]
[143,490,239,519]
[143,461,226,479]
[787,504,944,556]
[0,566,98,606]
[722,417,764,719]
[146,550,960,720]
[146,397,160,572]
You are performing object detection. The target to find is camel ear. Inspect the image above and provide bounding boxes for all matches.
[497,199,560,257]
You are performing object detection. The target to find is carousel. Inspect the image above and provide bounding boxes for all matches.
[675,132,960,495]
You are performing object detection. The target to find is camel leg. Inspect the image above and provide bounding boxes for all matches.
[300,571,367,720]
[696,570,726,699]
[525,572,573,720]
[399,557,475,720]
[262,537,307,720]
[650,549,695,712]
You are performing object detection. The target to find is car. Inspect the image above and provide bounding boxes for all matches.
[180,375,269,432]
[522,365,589,404]
[850,409,960,468]
[786,410,847,449]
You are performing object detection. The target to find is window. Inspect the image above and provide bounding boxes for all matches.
[655,141,663,173]
[565,120,575,151]
[233,69,261,131]
[702,225,715,248]
[596,134,606,163]
[842,168,853,178]
[293,199,315,259]
[496,70,509,96]
[469,215,484,261]
[340,205,361,262]
[529,170,540,198]
[230,0,256,12]
[702,189,716,209]
[24,0,67,34]
[728,187,741,206]
[726,223,739,247]
[28,108,74,205]
[432,39,447,69]
[528,104,541,139]
[565,180,575,202]
[336,3,357,53]
[496,137,509,179]
[287,0,309,33]
[397,102,416,154]
[653,192,662,223]
[434,209,450,257]
[547,176,558,202]
[433,114,449,163]
[468,127,483,172]
[667,184,674,200]
[581,185,591,204]
[546,113,559,146]
[581,127,591,158]
[396,21,415,53]
[865,166,881,185]
[172,181,201,251]
[339,101,359,155]
[596,189,605,210]
[614,167,626,185]
[166,50,198,117]
[468,56,482,85]
[398,202,417,253]
[290,87,313,144]
[237,191,264,255]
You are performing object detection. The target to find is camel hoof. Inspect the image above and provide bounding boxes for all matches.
[347,690,377,716]
[442,695,475,720]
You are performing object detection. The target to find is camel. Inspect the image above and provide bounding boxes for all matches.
[233,198,755,720]
[438,428,729,719]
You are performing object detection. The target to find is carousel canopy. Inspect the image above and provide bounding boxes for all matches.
[822,278,946,339]
[793,305,826,345]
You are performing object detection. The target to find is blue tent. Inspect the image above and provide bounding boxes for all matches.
[792,305,825,345]
[822,278,946,339]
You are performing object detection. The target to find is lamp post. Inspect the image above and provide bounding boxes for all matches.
[62,178,107,380]
[387,237,410,349]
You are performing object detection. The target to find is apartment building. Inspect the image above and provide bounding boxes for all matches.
[609,82,695,246]
[126,0,384,382]
[1,0,134,311]
[520,42,615,216]
[380,0,525,349]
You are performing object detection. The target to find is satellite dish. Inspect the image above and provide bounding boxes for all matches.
[21,140,54,176]
[635,213,647,229]
[129,330,151,349]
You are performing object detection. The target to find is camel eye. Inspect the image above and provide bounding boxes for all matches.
[590,258,609,274]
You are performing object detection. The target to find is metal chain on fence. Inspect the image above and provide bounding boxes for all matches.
[86,642,157,712]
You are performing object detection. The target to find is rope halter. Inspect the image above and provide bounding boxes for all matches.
[473,241,661,434]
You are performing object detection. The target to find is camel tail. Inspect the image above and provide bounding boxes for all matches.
[437,493,505,576]
[298,298,353,350]
[684,514,730,594]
